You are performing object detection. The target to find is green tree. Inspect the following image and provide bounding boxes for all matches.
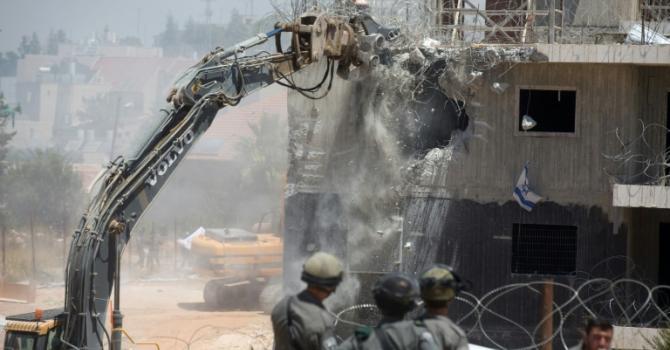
[182,17,197,45]
[235,114,287,192]
[157,14,180,56]
[17,36,30,57]
[0,93,17,279]
[232,114,287,227]
[222,9,252,47]
[0,93,18,233]
[0,92,21,126]
[46,29,68,55]
[0,52,19,76]
[56,29,67,44]
[28,32,41,55]
[47,30,58,55]
[7,149,83,228]
[6,149,83,278]
[0,54,10,76]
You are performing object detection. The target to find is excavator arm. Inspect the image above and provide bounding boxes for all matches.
[2,11,393,350]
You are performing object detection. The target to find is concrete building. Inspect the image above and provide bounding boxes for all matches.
[8,48,192,154]
[283,0,670,347]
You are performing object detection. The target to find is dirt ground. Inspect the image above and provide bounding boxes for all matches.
[0,279,273,349]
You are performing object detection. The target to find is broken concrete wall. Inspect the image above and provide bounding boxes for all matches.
[429,63,642,208]
[283,51,473,276]
[283,45,668,345]
[284,59,642,265]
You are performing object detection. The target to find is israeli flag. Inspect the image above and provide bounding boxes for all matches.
[513,163,542,212]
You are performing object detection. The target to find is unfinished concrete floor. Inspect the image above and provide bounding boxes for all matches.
[0,279,272,349]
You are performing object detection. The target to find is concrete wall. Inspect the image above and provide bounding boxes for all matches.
[284,61,669,266]
[284,60,669,345]
[436,63,647,208]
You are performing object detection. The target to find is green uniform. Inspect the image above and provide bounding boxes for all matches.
[272,290,338,350]
[415,314,469,350]
[336,314,468,350]
[335,317,403,350]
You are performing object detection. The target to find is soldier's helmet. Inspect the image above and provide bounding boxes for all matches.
[418,264,465,303]
[372,272,419,316]
[301,252,344,289]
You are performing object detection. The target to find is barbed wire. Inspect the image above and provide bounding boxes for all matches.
[603,119,670,186]
[333,278,670,349]
[82,272,668,350]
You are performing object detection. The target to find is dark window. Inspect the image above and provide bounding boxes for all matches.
[4,332,37,350]
[518,89,576,133]
[512,224,577,275]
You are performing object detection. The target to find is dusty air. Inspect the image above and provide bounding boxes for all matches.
[0,0,668,349]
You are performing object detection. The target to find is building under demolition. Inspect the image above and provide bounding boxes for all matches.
[282,0,670,348]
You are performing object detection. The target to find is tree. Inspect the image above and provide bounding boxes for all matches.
[182,17,197,45]
[181,17,201,53]
[0,93,18,248]
[28,32,41,55]
[157,14,180,56]
[223,9,252,47]
[235,114,287,192]
[47,30,58,55]
[233,114,287,225]
[0,54,7,76]
[56,29,67,44]
[18,36,30,57]
[6,149,83,278]
[47,29,68,55]
[0,52,19,76]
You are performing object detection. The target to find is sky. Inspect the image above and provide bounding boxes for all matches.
[0,0,278,52]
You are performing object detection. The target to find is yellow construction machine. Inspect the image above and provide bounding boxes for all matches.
[187,225,283,309]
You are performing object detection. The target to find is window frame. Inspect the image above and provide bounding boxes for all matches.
[514,85,580,138]
[511,223,578,277]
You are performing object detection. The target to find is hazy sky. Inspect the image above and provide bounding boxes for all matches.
[0,0,278,52]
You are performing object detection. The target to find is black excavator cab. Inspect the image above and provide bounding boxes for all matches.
[4,308,63,350]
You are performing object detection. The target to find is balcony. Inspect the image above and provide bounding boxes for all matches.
[430,0,670,46]
[613,184,670,209]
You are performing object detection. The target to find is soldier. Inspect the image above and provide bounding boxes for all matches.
[272,252,344,350]
[336,272,420,350]
[413,264,469,350]
[372,272,420,325]
[365,265,469,350]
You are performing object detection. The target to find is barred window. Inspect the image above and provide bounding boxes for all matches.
[512,224,577,275]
